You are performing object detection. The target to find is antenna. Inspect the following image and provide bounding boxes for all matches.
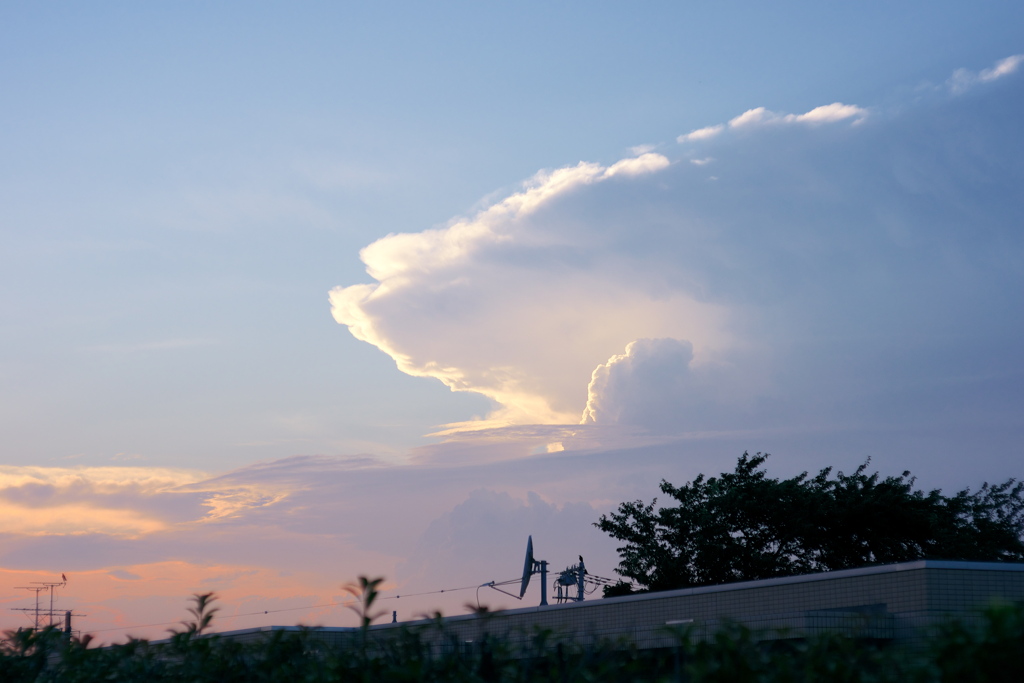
[12,586,46,630]
[519,536,534,598]
[11,577,74,630]
[33,581,64,627]
[554,556,593,603]
[518,536,548,606]
[479,539,620,609]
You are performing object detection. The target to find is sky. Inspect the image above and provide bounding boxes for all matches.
[1,2,1023,640]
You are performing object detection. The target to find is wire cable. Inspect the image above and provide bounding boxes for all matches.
[85,582,487,634]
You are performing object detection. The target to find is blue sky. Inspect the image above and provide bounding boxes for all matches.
[1,2,1022,638]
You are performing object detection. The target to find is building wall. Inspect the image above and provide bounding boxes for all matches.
[214,561,1024,651]
[367,560,1024,650]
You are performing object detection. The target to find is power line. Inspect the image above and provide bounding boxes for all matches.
[86,581,489,635]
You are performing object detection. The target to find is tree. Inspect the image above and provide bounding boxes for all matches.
[596,452,1024,594]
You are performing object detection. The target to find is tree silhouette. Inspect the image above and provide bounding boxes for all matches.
[597,452,1024,593]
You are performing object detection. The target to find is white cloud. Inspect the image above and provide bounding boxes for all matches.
[677,124,724,143]
[330,153,726,428]
[980,54,1024,81]
[579,337,752,433]
[948,54,1024,94]
[727,102,867,129]
[680,101,868,146]
[786,102,868,124]
[582,338,694,427]
[729,106,773,128]
[603,152,671,177]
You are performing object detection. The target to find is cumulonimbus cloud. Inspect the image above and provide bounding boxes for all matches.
[330,152,730,428]
[582,338,694,427]
[331,55,1024,438]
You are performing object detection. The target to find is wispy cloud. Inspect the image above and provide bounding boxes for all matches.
[603,153,671,177]
[0,466,203,537]
[948,54,1024,94]
[0,464,304,536]
[679,101,867,144]
[730,102,867,127]
[677,124,724,143]
[0,451,641,638]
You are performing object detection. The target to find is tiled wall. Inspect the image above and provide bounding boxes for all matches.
[216,563,1024,652]
[362,563,1024,650]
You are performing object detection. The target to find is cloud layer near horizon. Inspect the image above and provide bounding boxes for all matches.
[0,453,651,640]
[5,417,1018,641]
[331,55,1024,437]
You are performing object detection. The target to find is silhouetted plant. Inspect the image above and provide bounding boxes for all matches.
[930,601,1024,683]
[341,576,385,631]
[2,590,1023,681]
[173,591,220,637]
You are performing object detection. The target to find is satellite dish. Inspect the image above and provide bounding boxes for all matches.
[519,536,534,598]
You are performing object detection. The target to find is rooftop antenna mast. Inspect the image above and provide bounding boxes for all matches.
[554,556,587,603]
[11,576,68,630]
[477,538,620,609]
[35,581,65,627]
[12,586,45,630]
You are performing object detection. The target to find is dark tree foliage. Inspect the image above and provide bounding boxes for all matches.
[4,602,1024,681]
[596,452,1024,593]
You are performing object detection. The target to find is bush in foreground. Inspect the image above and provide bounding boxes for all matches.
[1,597,1022,682]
